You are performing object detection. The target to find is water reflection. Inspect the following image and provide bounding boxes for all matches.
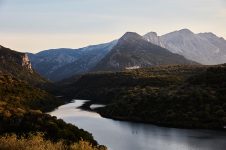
[50,100,226,150]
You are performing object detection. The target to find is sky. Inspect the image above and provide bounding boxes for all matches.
[0,0,225,53]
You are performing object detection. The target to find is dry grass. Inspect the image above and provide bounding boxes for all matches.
[0,134,107,150]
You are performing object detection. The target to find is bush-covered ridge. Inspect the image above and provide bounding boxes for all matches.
[61,64,226,129]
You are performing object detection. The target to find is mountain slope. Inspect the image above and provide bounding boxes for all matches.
[28,41,117,81]
[93,32,196,72]
[144,29,226,65]
[0,44,62,111]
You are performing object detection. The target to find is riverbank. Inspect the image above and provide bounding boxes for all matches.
[78,100,226,131]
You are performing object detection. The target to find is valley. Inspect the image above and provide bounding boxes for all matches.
[1,0,226,149]
[1,29,226,150]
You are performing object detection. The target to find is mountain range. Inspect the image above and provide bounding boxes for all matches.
[28,29,226,81]
[93,32,194,72]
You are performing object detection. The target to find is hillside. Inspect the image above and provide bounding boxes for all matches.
[60,64,226,129]
[0,45,47,87]
[0,45,102,148]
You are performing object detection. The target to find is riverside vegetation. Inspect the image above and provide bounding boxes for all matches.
[61,64,226,129]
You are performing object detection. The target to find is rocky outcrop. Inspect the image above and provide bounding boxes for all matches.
[21,54,33,72]
[0,45,33,73]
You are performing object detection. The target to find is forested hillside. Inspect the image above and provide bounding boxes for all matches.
[61,64,226,129]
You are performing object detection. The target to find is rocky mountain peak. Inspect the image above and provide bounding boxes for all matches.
[177,29,194,35]
[119,32,143,43]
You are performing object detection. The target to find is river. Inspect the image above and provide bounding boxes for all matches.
[50,100,226,150]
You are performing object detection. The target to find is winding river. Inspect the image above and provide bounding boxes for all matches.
[50,100,226,150]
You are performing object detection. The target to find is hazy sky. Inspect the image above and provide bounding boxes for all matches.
[0,0,225,53]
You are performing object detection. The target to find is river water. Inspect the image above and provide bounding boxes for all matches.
[50,100,226,150]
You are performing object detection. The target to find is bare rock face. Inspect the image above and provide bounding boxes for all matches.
[21,54,33,72]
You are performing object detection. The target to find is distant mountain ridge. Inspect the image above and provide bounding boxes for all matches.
[28,40,117,81]
[144,29,226,65]
[93,32,195,72]
[29,32,196,81]
[30,28,226,81]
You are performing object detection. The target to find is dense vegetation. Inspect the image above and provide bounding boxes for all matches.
[0,73,62,112]
[61,64,226,129]
[0,72,98,145]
